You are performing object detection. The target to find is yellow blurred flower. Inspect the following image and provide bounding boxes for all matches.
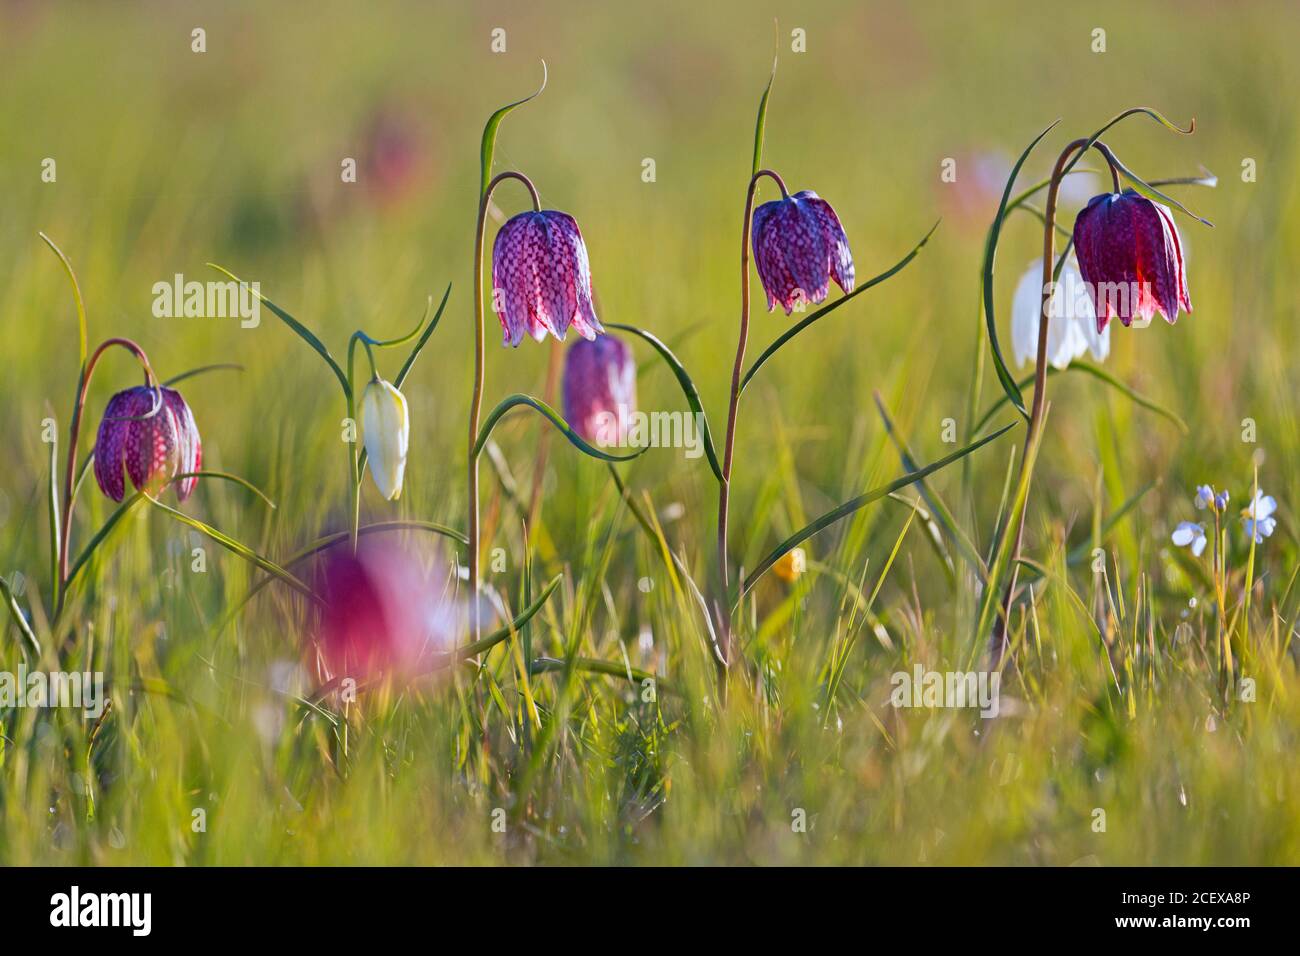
[773,547,807,583]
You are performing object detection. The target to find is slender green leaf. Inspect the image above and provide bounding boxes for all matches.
[970,412,1048,662]
[885,492,956,584]
[0,574,41,662]
[873,392,986,580]
[358,283,451,479]
[982,119,1060,418]
[1148,168,1218,189]
[1108,151,1214,226]
[972,361,1188,436]
[529,656,677,695]
[459,576,561,660]
[65,496,143,587]
[480,62,547,196]
[1074,107,1194,167]
[742,421,1017,595]
[1056,107,1206,221]
[65,470,278,588]
[162,363,244,387]
[39,232,87,369]
[148,498,317,603]
[740,220,940,392]
[475,393,645,463]
[752,40,778,176]
[364,291,433,349]
[207,264,350,395]
[605,323,722,481]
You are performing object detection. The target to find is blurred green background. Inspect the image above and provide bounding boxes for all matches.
[1,1,1298,864]
[2,0,1296,558]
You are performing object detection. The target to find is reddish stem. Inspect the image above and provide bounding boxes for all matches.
[714,167,789,693]
[56,338,158,605]
[468,170,542,640]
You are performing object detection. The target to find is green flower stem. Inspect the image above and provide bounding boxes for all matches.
[345,382,361,553]
[343,296,437,549]
[343,334,377,553]
[469,170,541,640]
[987,139,1088,665]
[715,167,789,693]
[1212,509,1232,700]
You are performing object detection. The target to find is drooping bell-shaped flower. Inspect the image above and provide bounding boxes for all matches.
[1072,189,1191,332]
[1011,256,1109,369]
[491,209,603,347]
[361,378,409,500]
[562,334,636,447]
[93,386,202,502]
[313,538,461,682]
[752,190,855,315]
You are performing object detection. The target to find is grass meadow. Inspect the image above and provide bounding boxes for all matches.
[1,0,1298,865]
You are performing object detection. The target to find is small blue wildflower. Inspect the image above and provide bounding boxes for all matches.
[1241,489,1277,543]
[1172,521,1208,557]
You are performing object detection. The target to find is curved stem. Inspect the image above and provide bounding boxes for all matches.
[988,139,1088,665]
[345,339,364,552]
[347,392,361,552]
[1092,141,1123,193]
[56,338,158,613]
[714,167,786,689]
[469,170,543,640]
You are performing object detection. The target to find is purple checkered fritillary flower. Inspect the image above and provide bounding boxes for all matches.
[491,210,603,347]
[752,190,855,315]
[1072,189,1191,332]
[93,386,202,502]
[562,334,636,447]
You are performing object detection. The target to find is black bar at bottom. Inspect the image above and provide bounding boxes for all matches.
[1,865,1291,941]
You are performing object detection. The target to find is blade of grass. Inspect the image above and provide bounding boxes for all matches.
[970,407,1049,665]
[0,574,41,662]
[874,391,985,581]
[742,421,1017,595]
